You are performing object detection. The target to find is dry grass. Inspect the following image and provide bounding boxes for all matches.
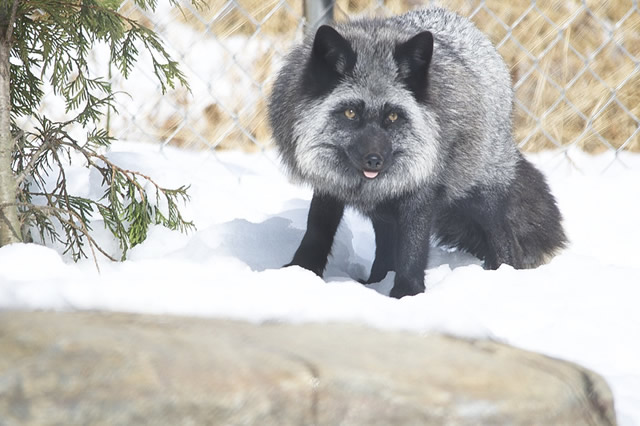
[140,0,640,153]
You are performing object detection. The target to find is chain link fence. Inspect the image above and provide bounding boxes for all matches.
[109,0,640,167]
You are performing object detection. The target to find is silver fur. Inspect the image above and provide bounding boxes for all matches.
[268,7,567,298]
[271,7,519,209]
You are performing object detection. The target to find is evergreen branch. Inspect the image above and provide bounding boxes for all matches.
[55,133,180,202]
[6,0,198,263]
[17,120,195,261]
[21,0,193,32]
[14,136,54,186]
[3,201,117,267]
[23,0,133,24]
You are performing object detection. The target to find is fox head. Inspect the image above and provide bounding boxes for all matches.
[269,9,520,209]
[278,23,444,206]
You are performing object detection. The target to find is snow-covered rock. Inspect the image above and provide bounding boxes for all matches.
[0,311,616,425]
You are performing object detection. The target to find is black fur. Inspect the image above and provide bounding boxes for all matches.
[287,193,344,276]
[293,152,567,298]
[434,154,566,269]
[298,190,435,297]
[394,31,434,102]
[302,25,357,98]
[269,9,568,298]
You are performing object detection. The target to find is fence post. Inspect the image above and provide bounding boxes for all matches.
[304,0,335,28]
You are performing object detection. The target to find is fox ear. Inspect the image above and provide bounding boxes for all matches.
[304,26,356,96]
[312,25,357,75]
[394,31,434,101]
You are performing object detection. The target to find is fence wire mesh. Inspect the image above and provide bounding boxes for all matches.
[109,0,640,166]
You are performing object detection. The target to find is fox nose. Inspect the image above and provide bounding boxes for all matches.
[364,153,384,171]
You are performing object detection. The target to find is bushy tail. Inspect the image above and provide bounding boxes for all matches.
[508,155,567,267]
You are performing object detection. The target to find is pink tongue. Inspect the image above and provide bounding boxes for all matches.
[363,170,379,179]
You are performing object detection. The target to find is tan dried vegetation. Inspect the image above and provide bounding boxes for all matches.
[147,0,640,153]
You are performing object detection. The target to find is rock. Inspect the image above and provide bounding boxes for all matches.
[0,311,616,425]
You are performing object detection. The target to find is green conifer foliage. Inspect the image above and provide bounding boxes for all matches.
[0,0,197,265]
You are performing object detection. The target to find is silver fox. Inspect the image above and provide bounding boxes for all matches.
[268,7,567,298]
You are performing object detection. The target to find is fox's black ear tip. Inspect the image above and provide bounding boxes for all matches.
[423,31,434,47]
[316,24,334,34]
[311,24,356,72]
[396,30,434,64]
[314,25,342,44]
[414,31,434,50]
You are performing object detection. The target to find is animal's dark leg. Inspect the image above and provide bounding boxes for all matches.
[287,191,345,276]
[481,220,523,270]
[433,204,489,262]
[390,200,433,298]
[463,189,525,270]
[363,215,397,284]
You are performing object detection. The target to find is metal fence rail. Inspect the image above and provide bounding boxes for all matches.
[108,0,639,166]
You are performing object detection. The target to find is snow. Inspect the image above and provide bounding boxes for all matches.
[1,142,639,424]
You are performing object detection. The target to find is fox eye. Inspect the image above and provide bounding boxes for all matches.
[344,108,357,120]
[388,112,398,123]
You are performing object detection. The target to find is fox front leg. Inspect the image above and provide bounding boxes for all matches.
[287,192,345,276]
[363,212,397,284]
[389,199,433,298]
